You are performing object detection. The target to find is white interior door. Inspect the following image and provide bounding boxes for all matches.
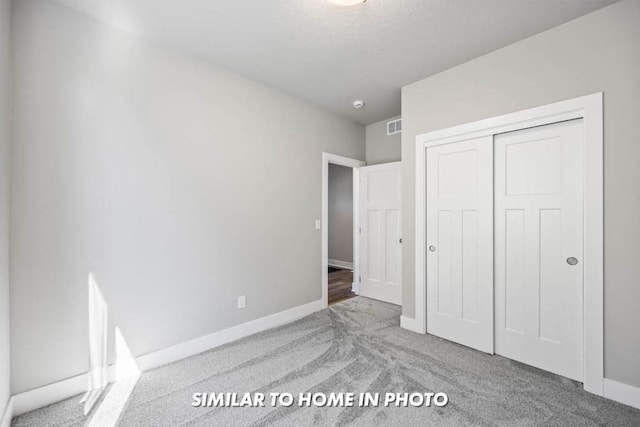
[359,162,401,305]
[494,119,584,381]
[426,136,494,353]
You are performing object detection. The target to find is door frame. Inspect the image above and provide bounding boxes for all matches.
[413,93,604,395]
[322,153,366,308]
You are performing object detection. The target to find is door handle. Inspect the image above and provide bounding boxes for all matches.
[399,238,403,244]
[567,257,578,266]
[429,245,436,252]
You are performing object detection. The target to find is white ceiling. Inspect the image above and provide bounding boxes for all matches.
[53,0,617,125]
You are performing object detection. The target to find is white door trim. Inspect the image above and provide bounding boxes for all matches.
[413,93,603,395]
[322,153,366,307]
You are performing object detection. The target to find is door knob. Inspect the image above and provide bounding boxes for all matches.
[399,238,403,244]
[567,257,578,266]
[429,245,436,252]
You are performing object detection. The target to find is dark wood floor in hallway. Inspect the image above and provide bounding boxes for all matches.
[328,267,355,305]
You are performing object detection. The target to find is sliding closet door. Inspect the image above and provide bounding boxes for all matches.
[425,136,494,353]
[494,119,584,381]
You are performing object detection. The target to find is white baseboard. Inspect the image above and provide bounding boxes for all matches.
[328,259,353,270]
[1,397,13,427]
[604,378,640,410]
[11,299,324,417]
[136,299,324,371]
[12,370,87,416]
[400,315,425,334]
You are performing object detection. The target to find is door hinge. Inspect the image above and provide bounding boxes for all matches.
[359,227,362,234]
[359,276,362,282]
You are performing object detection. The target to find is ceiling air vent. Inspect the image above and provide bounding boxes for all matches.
[387,118,402,136]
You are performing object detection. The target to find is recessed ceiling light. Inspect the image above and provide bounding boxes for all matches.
[327,0,366,6]
[353,100,365,109]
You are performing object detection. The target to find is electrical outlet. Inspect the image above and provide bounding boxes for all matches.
[315,219,321,230]
[238,296,246,309]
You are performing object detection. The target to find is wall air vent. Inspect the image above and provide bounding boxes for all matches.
[387,118,402,135]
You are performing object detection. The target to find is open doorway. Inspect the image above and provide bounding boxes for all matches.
[321,153,365,307]
[328,164,355,305]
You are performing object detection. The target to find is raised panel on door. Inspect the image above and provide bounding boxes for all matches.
[385,209,401,286]
[461,209,479,323]
[426,136,493,353]
[495,119,584,381]
[366,210,380,282]
[359,162,401,305]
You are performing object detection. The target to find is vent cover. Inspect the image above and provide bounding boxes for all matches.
[387,118,402,135]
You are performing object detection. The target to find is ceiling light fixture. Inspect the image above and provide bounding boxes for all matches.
[352,100,365,109]
[327,0,366,6]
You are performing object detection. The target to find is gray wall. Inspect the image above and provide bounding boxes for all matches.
[11,0,364,394]
[328,164,353,264]
[0,0,10,417]
[365,116,401,165]
[401,0,640,388]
